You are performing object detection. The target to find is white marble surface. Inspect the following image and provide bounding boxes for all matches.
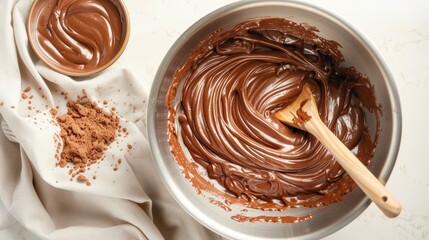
[1,0,428,239]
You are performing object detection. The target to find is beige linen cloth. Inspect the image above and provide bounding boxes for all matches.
[0,0,221,239]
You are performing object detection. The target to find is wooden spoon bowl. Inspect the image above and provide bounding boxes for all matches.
[275,84,401,218]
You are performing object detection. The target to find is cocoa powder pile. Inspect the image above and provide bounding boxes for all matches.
[56,99,119,184]
[1,86,130,186]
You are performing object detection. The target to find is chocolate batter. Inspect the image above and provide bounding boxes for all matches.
[34,0,124,70]
[168,18,379,217]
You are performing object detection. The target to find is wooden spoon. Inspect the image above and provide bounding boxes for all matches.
[275,84,401,218]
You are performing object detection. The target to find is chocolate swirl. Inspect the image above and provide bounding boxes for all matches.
[169,18,378,208]
[35,0,124,70]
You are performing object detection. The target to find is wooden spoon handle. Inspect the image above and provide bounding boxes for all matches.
[305,115,401,218]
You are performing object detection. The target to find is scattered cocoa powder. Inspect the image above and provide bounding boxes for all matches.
[56,100,120,184]
[77,174,88,182]
[15,87,129,185]
[50,108,58,116]
[111,158,123,172]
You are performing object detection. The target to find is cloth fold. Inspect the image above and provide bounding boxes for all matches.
[0,0,221,239]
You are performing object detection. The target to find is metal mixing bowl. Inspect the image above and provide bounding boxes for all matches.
[148,1,402,239]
